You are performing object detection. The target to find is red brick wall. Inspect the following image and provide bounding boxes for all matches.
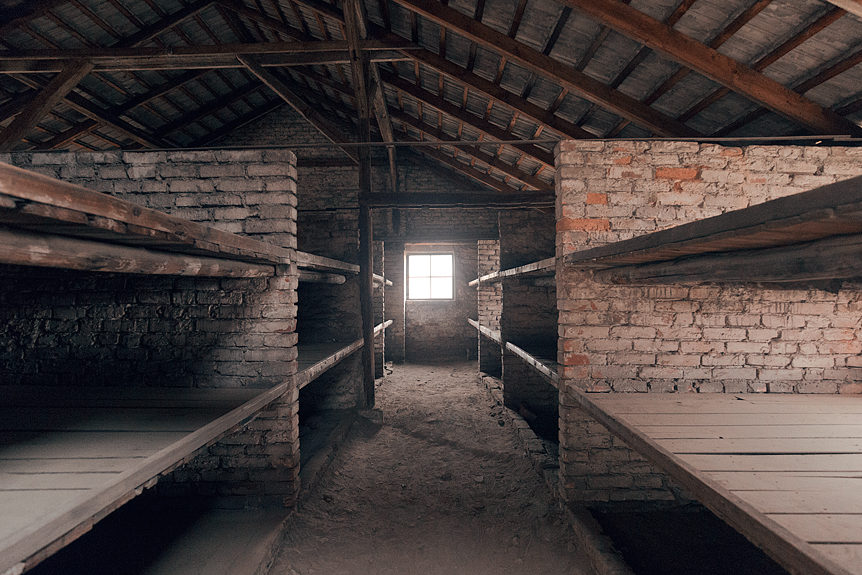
[555,141,862,507]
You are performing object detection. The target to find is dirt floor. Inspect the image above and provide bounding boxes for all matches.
[269,361,596,575]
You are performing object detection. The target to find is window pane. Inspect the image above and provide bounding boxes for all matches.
[430,254,452,276]
[430,277,452,299]
[409,277,431,299]
[409,255,430,277]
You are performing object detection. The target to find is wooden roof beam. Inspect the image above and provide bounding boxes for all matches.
[0,61,94,152]
[344,0,398,193]
[239,55,359,163]
[11,73,167,148]
[387,0,699,138]
[823,0,862,19]
[390,108,550,191]
[381,70,555,167]
[558,0,862,137]
[678,6,846,125]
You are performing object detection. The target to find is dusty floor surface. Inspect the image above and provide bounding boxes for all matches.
[269,361,595,575]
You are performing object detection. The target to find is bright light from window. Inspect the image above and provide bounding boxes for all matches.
[407,254,453,300]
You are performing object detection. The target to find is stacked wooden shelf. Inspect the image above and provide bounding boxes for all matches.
[0,383,292,575]
[296,320,392,390]
[0,162,291,278]
[565,175,862,285]
[561,176,862,575]
[469,255,559,386]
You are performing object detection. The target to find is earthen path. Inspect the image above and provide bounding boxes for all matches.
[268,361,595,575]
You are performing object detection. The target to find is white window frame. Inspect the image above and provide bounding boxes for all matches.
[406,253,454,300]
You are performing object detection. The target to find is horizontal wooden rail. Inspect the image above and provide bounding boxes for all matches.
[468,257,555,286]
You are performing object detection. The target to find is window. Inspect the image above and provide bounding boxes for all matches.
[407,253,453,300]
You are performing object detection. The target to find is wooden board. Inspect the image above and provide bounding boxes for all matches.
[0,163,292,266]
[564,175,862,270]
[467,318,502,345]
[468,256,555,286]
[576,390,862,575]
[0,383,292,575]
[505,341,560,388]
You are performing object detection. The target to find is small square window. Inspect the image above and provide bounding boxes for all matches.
[407,254,453,300]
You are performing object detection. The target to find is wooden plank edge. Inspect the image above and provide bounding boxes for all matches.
[563,176,862,269]
[0,375,297,575]
[298,270,346,284]
[294,250,360,274]
[469,256,555,285]
[506,342,560,388]
[467,319,503,345]
[0,226,276,277]
[373,273,392,286]
[565,384,855,575]
[374,319,393,336]
[0,164,293,264]
[296,339,364,390]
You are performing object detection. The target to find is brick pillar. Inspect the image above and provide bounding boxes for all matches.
[373,240,385,377]
[384,242,405,363]
[477,240,502,376]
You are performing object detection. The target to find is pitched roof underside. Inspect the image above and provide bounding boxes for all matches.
[0,0,861,193]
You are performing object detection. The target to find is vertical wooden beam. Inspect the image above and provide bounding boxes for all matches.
[345,0,376,407]
[0,60,94,151]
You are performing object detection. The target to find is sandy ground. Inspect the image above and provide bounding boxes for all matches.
[268,361,595,575]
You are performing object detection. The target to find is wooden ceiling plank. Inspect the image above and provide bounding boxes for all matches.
[391,107,550,190]
[508,0,529,38]
[822,0,862,19]
[0,90,36,123]
[399,46,594,139]
[239,55,360,162]
[0,0,68,39]
[382,70,555,167]
[399,132,518,193]
[558,0,862,136]
[387,0,699,137]
[189,98,284,147]
[0,61,94,152]
[678,6,846,124]
[119,0,218,48]
[34,119,101,151]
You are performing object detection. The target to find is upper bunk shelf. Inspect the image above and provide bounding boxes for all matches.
[294,251,390,285]
[0,162,291,277]
[467,318,502,345]
[468,257,555,286]
[296,320,393,389]
[564,176,862,285]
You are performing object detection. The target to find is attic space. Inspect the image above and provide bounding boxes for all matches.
[3,0,862,574]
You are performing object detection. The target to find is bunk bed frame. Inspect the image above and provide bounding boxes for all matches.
[0,162,391,574]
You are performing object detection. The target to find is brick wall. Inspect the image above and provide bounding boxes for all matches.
[405,243,478,361]
[555,141,862,508]
[374,240,385,377]
[477,240,502,376]
[0,150,301,507]
[384,242,406,363]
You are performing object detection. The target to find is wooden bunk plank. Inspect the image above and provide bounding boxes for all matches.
[0,379,295,574]
[814,546,862,575]
[639,424,862,439]
[467,318,502,344]
[709,472,862,492]
[624,413,862,426]
[772,515,862,544]
[295,250,359,274]
[681,453,862,473]
[0,163,292,265]
[295,321,391,390]
[0,225,276,277]
[468,256,555,286]
[298,270,347,284]
[505,341,560,387]
[564,175,862,270]
[571,388,858,575]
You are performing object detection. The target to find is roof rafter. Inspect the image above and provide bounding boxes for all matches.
[239,54,359,163]
[558,0,862,137]
[0,60,94,152]
[387,0,700,138]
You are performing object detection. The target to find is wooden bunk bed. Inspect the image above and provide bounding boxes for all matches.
[469,256,558,387]
[562,175,862,575]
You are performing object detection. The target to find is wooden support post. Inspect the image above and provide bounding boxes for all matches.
[345,0,376,408]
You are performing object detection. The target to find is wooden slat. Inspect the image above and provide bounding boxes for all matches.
[709,472,862,492]
[469,256,555,285]
[814,545,862,575]
[468,318,503,345]
[295,250,359,273]
[0,377,296,574]
[572,389,858,575]
[364,192,554,207]
[0,164,292,265]
[640,424,862,439]
[505,341,559,388]
[681,453,862,473]
[565,176,862,270]
[773,515,862,544]
[824,0,862,18]
[0,225,276,277]
[558,0,862,137]
[734,488,862,514]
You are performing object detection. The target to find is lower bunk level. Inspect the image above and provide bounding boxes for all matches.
[575,390,862,575]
